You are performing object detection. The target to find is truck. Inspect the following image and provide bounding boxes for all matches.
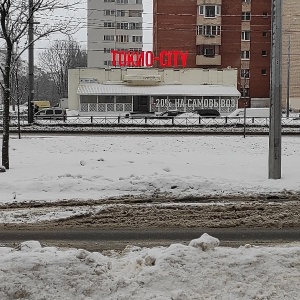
[32,101,51,110]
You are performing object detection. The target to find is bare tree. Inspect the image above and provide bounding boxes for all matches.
[0,0,79,169]
[39,39,87,98]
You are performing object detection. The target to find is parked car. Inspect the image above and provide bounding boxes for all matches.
[125,111,156,119]
[228,108,269,118]
[34,108,67,120]
[157,110,185,118]
[193,109,220,118]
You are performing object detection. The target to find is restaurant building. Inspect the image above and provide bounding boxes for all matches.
[68,67,240,115]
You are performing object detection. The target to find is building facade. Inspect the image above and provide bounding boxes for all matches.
[153,0,300,110]
[87,0,144,68]
[68,68,239,115]
[282,0,300,110]
[153,0,272,108]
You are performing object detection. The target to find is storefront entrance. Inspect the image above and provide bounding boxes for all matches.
[133,96,149,112]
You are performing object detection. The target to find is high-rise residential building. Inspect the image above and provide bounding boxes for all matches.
[87,0,144,68]
[153,0,300,109]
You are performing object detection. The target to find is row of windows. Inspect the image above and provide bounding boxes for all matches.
[241,31,269,40]
[242,11,269,21]
[241,69,267,79]
[104,35,143,43]
[241,50,268,59]
[104,47,142,53]
[197,47,268,60]
[104,9,142,17]
[199,5,221,18]
[197,28,269,40]
[104,0,142,4]
[104,22,142,30]
[198,5,269,19]
[196,25,221,36]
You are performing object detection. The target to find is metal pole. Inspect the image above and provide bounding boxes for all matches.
[243,103,246,138]
[286,35,290,118]
[28,0,34,124]
[268,0,282,179]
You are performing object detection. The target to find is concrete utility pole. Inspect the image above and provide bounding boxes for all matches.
[286,35,290,118]
[28,0,34,124]
[268,0,282,179]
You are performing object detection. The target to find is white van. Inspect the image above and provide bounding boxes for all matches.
[228,108,270,118]
[34,108,67,120]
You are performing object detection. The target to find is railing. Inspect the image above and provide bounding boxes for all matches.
[3,115,300,127]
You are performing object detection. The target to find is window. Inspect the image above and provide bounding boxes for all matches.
[46,109,54,115]
[116,0,128,4]
[241,69,250,78]
[204,48,215,57]
[242,0,251,3]
[104,35,115,41]
[128,10,142,17]
[133,0,142,3]
[196,25,221,36]
[104,48,114,53]
[261,69,267,75]
[104,0,115,2]
[199,5,221,18]
[241,31,250,41]
[104,60,112,66]
[104,22,115,28]
[262,31,268,37]
[196,45,219,57]
[262,12,269,18]
[129,22,142,30]
[129,47,142,52]
[240,88,249,97]
[104,10,115,16]
[132,36,143,43]
[241,50,250,59]
[117,22,129,30]
[262,50,267,56]
[116,35,129,42]
[116,10,125,17]
[242,12,251,21]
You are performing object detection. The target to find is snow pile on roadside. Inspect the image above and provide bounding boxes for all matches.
[0,234,299,300]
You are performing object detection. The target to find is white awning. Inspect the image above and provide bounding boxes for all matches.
[77,84,240,97]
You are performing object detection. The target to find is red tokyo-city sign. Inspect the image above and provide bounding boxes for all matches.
[111,50,188,68]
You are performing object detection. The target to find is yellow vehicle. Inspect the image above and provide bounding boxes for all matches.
[32,101,51,110]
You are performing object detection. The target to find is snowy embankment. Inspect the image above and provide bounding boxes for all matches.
[0,234,299,300]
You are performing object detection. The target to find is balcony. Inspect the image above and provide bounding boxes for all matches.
[196,54,221,66]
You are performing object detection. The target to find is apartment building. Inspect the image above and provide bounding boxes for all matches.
[154,0,299,109]
[87,0,144,68]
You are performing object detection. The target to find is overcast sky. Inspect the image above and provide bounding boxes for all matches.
[33,0,153,65]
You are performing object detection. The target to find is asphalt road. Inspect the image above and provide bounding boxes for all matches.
[1,227,299,251]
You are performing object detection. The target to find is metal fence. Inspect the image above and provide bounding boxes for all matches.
[3,115,300,127]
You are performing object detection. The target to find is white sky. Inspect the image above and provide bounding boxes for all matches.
[33,0,153,64]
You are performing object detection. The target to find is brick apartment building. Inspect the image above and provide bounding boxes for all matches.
[153,0,300,109]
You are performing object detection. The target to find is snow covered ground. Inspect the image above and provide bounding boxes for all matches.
[0,134,300,299]
[1,134,300,203]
